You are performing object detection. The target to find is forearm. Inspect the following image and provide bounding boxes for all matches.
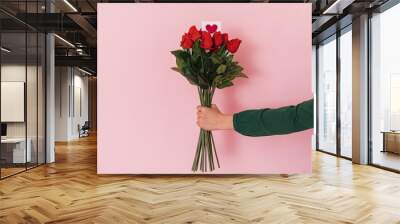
[218,114,234,130]
[232,99,314,137]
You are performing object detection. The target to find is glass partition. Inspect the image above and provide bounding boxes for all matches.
[0,1,46,179]
[0,31,28,177]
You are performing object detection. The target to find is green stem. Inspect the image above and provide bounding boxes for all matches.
[211,134,220,168]
[200,130,205,172]
[207,131,214,171]
[192,130,202,171]
[204,130,210,171]
[204,139,207,172]
[193,86,219,172]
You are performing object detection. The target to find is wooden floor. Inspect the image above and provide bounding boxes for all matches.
[372,150,400,171]
[1,135,400,224]
[0,167,26,178]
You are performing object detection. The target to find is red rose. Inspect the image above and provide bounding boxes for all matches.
[180,33,193,49]
[226,38,241,53]
[222,33,229,44]
[188,25,201,41]
[213,32,223,48]
[200,31,213,50]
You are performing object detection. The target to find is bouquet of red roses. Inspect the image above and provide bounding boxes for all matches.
[171,24,246,172]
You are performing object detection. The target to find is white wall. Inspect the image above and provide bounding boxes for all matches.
[55,66,70,141]
[55,67,89,141]
[70,73,89,139]
[1,65,42,137]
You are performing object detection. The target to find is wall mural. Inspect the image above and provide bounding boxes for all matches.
[98,3,312,174]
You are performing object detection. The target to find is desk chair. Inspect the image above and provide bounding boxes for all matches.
[79,121,90,138]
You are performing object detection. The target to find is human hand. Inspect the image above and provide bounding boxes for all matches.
[196,104,233,131]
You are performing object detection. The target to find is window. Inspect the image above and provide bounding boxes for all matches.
[339,27,352,158]
[390,74,400,130]
[370,3,400,171]
[317,36,337,154]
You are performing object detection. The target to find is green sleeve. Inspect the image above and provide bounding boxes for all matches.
[232,99,314,137]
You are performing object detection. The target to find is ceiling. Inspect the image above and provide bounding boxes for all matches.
[0,0,392,75]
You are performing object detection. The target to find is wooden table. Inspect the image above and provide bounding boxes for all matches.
[381,131,400,154]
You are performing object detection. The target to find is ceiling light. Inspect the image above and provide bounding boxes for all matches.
[78,67,93,76]
[1,47,11,53]
[63,0,78,12]
[54,34,75,48]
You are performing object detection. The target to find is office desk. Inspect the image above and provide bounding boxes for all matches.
[382,131,400,154]
[1,138,32,164]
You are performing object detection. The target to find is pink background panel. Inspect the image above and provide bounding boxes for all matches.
[97,3,313,174]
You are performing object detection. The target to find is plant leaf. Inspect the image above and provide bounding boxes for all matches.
[171,67,181,73]
[216,80,234,89]
[171,50,188,57]
[237,73,248,78]
[210,53,222,64]
[216,64,227,74]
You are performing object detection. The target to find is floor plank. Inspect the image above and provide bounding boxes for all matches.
[1,134,400,223]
